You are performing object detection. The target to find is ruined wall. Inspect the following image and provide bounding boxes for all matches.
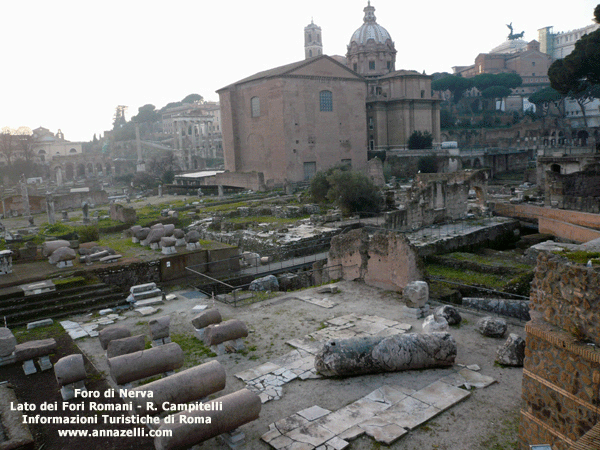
[109,203,137,223]
[385,170,488,231]
[328,228,422,291]
[545,169,600,213]
[519,253,600,450]
[54,190,108,211]
[91,260,161,290]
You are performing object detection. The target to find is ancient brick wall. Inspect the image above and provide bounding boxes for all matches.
[530,254,600,344]
[519,254,600,450]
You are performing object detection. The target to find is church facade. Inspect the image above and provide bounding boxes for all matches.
[218,2,440,187]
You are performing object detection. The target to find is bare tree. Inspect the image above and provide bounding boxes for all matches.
[0,127,16,166]
[15,126,34,162]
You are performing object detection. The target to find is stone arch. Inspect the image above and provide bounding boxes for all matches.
[550,163,561,174]
[69,148,78,154]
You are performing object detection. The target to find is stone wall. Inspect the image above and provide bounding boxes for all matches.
[530,253,600,345]
[545,168,600,213]
[385,170,488,231]
[328,228,422,291]
[109,203,137,223]
[519,253,600,450]
[91,260,161,289]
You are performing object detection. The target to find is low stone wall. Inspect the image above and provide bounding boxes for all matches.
[462,297,530,321]
[415,220,520,257]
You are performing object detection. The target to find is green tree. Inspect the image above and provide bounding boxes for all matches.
[132,104,159,123]
[481,85,513,110]
[408,131,433,149]
[431,75,473,104]
[325,169,383,216]
[181,94,203,104]
[548,6,600,126]
[529,87,563,119]
[308,170,331,203]
[440,107,455,129]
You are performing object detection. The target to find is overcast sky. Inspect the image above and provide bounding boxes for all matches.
[2,0,598,142]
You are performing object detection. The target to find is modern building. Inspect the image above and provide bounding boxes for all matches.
[538,22,600,60]
[538,21,600,128]
[217,2,440,188]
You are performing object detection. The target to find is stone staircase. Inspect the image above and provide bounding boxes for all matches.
[0,283,127,328]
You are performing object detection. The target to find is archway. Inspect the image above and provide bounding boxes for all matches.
[66,163,74,180]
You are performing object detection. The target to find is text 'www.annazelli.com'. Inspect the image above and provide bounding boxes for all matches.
[56,428,172,438]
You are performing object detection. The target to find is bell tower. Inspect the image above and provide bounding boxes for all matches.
[304,19,322,59]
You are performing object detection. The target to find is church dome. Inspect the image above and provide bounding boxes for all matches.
[349,2,392,46]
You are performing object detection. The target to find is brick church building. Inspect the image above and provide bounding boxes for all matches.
[218,2,441,187]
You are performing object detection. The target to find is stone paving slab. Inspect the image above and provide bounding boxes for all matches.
[358,417,407,445]
[300,297,337,308]
[262,380,475,449]
[439,368,497,389]
[410,380,471,411]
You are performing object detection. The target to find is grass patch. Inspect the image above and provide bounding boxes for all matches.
[97,234,140,256]
[426,264,509,289]
[441,252,532,271]
[477,412,519,450]
[13,321,65,343]
[170,333,217,368]
[559,250,600,265]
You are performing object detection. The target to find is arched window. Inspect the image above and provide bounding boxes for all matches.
[69,148,77,153]
[319,90,333,112]
[309,50,313,57]
[251,97,260,117]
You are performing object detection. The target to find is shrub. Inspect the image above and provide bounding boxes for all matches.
[408,131,433,149]
[78,225,99,243]
[325,169,383,216]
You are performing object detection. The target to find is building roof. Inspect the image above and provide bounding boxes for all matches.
[175,170,225,179]
[490,39,528,54]
[377,69,429,80]
[217,55,364,92]
[349,2,392,46]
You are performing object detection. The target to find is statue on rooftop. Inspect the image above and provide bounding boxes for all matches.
[506,22,524,40]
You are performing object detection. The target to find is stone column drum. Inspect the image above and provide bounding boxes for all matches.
[108,342,184,385]
[315,332,457,377]
[154,389,261,450]
[204,320,248,346]
[130,360,226,414]
[55,354,87,387]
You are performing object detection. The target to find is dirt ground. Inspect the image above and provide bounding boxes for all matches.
[67,280,525,450]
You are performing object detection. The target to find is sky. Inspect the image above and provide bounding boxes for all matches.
[2,0,598,142]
